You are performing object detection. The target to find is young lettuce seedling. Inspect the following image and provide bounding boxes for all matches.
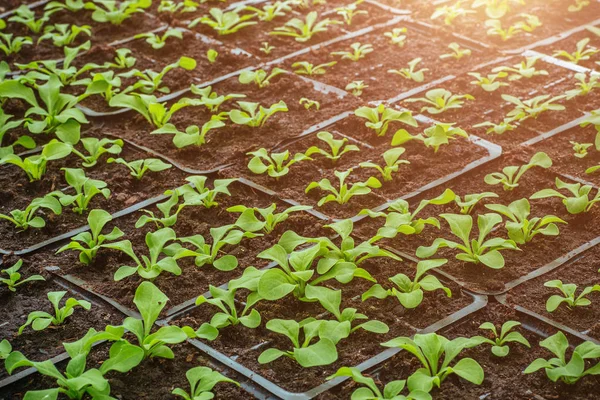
[104,47,137,69]
[416,213,519,269]
[270,11,341,42]
[439,42,472,60]
[104,227,186,281]
[229,100,288,127]
[360,189,456,240]
[244,1,292,21]
[569,0,590,12]
[56,209,124,265]
[18,291,91,334]
[0,33,33,56]
[454,192,499,215]
[0,192,63,231]
[293,61,338,75]
[327,367,431,400]
[118,56,197,94]
[107,157,172,180]
[228,203,312,234]
[544,280,600,312]
[503,94,566,121]
[238,67,286,88]
[566,72,600,99]
[193,270,264,339]
[305,168,382,206]
[177,175,235,208]
[331,42,373,61]
[306,285,388,333]
[1,260,45,292]
[109,94,196,128]
[258,318,351,367]
[172,367,240,399]
[300,97,320,110]
[431,3,475,25]
[56,168,111,215]
[152,118,226,148]
[484,152,552,191]
[388,58,429,83]
[305,131,360,162]
[8,5,54,34]
[392,123,468,153]
[359,147,410,181]
[531,177,600,214]
[136,190,184,229]
[492,56,548,80]
[472,0,525,19]
[553,38,599,64]
[571,141,592,158]
[0,340,11,359]
[75,70,123,102]
[0,139,72,182]
[135,28,183,50]
[384,27,408,47]
[176,224,260,271]
[468,72,509,92]
[473,119,516,135]
[355,104,418,136]
[159,0,199,14]
[474,321,530,357]
[38,23,92,47]
[524,331,600,384]
[6,327,141,399]
[346,80,368,96]
[85,0,152,25]
[335,0,368,25]
[247,148,311,179]
[121,281,188,359]
[382,333,487,393]
[207,48,218,63]
[189,7,257,35]
[485,198,566,244]
[362,259,451,309]
[71,137,123,167]
[405,88,474,114]
[190,84,246,113]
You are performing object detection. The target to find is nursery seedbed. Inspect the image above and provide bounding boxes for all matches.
[181,0,394,61]
[534,27,600,72]
[164,271,486,399]
[318,301,600,400]
[0,342,263,400]
[354,152,600,294]
[73,28,256,114]
[277,21,492,102]
[97,71,356,172]
[0,133,189,255]
[406,1,600,54]
[0,270,126,386]
[5,178,329,317]
[503,243,600,340]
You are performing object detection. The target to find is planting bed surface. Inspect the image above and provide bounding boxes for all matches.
[4,0,600,399]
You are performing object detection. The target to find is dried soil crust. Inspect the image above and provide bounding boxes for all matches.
[171,256,475,393]
[0,343,254,400]
[506,244,600,338]
[0,135,189,252]
[2,180,328,316]
[406,0,600,52]
[319,302,600,400]
[0,277,123,381]
[100,73,358,172]
[355,152,600,293]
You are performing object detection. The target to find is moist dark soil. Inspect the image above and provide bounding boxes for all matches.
[0,132,189,252]
[319,302,600,400]
[0,275,124,381]
[0,343,254,399]
[2,180,328,316]
[507,244,600,337]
